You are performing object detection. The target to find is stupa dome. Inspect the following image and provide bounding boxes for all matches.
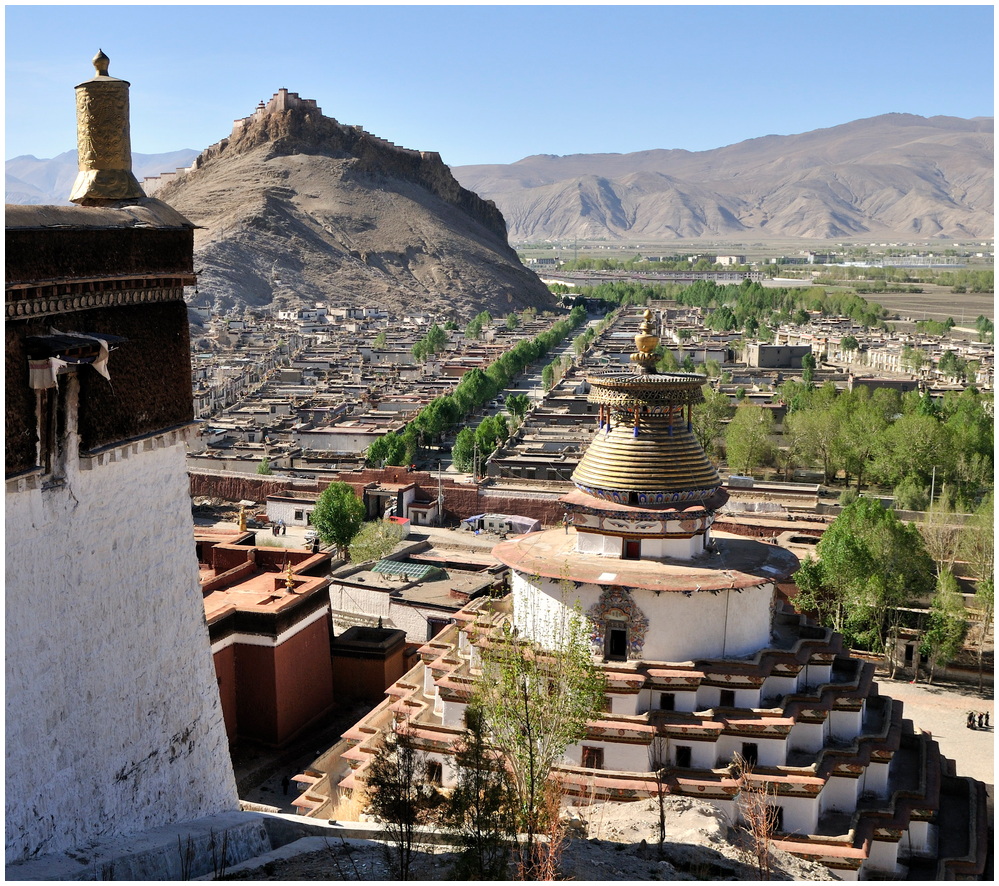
[571,372,721,505]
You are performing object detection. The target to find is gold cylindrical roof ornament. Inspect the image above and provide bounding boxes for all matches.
[69,50,145,204]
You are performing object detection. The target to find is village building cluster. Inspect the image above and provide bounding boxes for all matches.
[5,53,992,882]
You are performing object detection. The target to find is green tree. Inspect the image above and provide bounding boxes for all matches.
[801,352,816,388]
[724,404,776,476]
[900,345,925,374]
[475,415,500,455]
[799,498,935,655]
[832,389,889,491]
[506,393,531,421]
[373,330,387,349]
[440,701,517,879]
[256,456,273,475]
[349,519,408,563]
[692,386,733,458]
[452,428,476,473]
[893,476,929,512]
[366,431,409,467]
[541,363,555,391]
[871,412,946,493]
[311,481,366,558]
[505,313,520,331]
[656,348,679,372]
[919,569,967,683]
[473,600,604,879]
[364,723,437,880]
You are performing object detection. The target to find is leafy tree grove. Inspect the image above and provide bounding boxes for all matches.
[311,481,366,557]
[794,498,935,655]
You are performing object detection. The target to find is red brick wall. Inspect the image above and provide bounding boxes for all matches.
[234,644,278,744]
[189,471,309,502]
[191,467,569,527]
[213,645,238,742]
[272,618,335,745]
[331,644,407,702]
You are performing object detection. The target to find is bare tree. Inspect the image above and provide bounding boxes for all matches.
[732,754,779,881]
[962,494,995,689]
[919,493,962,577]
[647,733,671,851]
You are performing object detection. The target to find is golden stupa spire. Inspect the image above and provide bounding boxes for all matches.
[630,309,659,374]
[69,50,145,204]
[285,562,296,593]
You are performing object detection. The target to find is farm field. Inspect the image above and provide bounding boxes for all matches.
[858,283,993,328]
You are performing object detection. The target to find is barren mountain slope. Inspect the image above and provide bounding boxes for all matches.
[156,105,554,318]
[454,114,993,241]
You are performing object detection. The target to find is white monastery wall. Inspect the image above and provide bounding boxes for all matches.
[773,794,820,837]
[788,720,826,754]
[5,436,237,863]
[638,687,698,714]
[866,837,901,874]
[266,499,314,526]
[575,740,649,772]
[715,734,786,768]
[829,707,864,742]
[822,774,861,813]
[861,760,891,797]
[514,573,773,662]
[330,582,445,644]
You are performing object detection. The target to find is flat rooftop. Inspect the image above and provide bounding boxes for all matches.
[492,528,799,593]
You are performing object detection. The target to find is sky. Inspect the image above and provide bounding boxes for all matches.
[4,3,995,168]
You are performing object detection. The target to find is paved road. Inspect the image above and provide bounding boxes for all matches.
[871,675,993,786]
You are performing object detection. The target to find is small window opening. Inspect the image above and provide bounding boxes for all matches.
[582,746,604,769]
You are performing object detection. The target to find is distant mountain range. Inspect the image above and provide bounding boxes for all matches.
[451,114,994,242]
[5,150,200,205]
[6,112,992,319]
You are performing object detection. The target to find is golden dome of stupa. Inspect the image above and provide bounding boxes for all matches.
[570,310,721,505]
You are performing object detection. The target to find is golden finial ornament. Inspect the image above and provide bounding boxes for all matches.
[92,48,111,77]
[238,505,247,532]
[285,562,295,593]
[69,50,146,204]
[630,309,660,374]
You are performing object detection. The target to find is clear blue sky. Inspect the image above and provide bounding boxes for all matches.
[5,4,994,167]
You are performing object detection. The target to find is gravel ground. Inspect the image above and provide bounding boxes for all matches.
[871,674,993,785]
[221,797,832,881]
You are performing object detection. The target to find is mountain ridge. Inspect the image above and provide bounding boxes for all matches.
[451,113,993,241]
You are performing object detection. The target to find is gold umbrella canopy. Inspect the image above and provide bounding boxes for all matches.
[571,373,721,506]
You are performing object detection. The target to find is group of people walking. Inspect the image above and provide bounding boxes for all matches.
[271,519,286,536]
[966,710,990,730]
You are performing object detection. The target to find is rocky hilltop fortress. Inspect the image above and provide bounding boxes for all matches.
[146,88,508,241]
[145,89,553,318]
